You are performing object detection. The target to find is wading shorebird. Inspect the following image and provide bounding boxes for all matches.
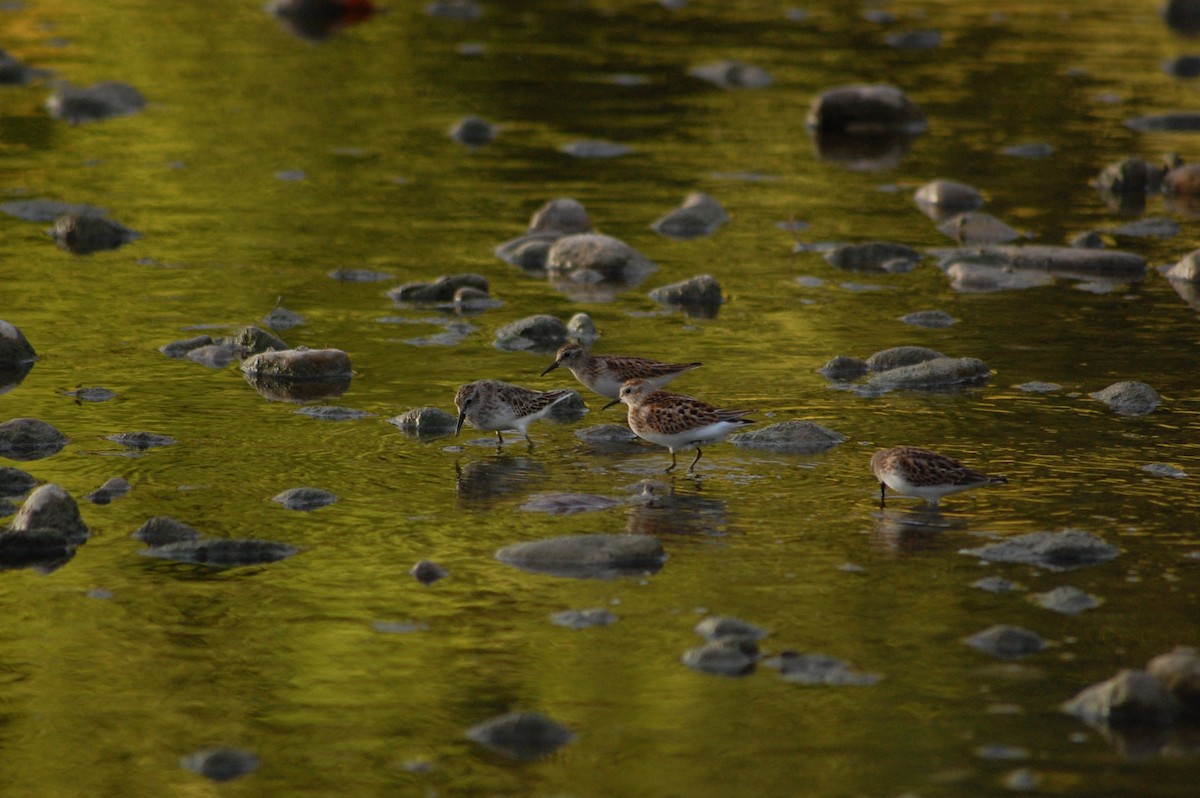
[454,380,575,446]
[870,445,1007,507]
[604,378,753,473]
[541,342,701,400]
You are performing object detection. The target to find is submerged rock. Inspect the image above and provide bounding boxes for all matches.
[159,334,214,359]
[817,355,869,381]
[8,483,88,544]
[961,530,1120,571]
[806,84,927,135]
[1032,585,1103,615]
[1090,381,1162,415]
[46,81,145,124]
[1125,112,1200,132]
[938,212,1022,245]
[762,652,881,686]
[865,345,945,372]
[388,407,458,437]
[944,262,1054,293]
[867,357,991,390]
[1106,217,1180,239]
[0,418,67,461]
[84,476,131,505]
[963,625,1046,660]
[261,306,305,332]
[180,748,261,782]
[232,325,289,356]
[898,309,958,328]
[411,559,449,585]
[689,59,773,89]
[728,421,846,453]
[1063,670,1182,726]
[651,193,729,239]
[141,539,300,567]
[328,267,394,282]
[494,233,558,272]
[131,516,201,547]
[294,406,372,421]
[0,199,109,223]
[972,576,1022,593]
[241,348,352,381]
[450,115,496,146]
[493,314,569,352]
[390,274,488,303]
[933,245,1147,281]
[0,466,37,498]
[913,179,985,220]
[65,386,117,403]
[1142,463,1188,479]
[694,615,768,643]
[466,712,573,761]
[682,638,758,676]
[495,533,665,579]
[546,233,655,284]
[50,214,138,255]
[560,139,632,158]
[1015,381,1062,393]
[519,493,623,515]
[825,241,921,272]
[272,487,337,511]
[0,320,36,369]
[566,312,598,345]
[1096,157,1164,195]
[426,0,482,21]
[648,274,724,315]
[267,0,378,41]
[573,424,643,448]
[106,431,175,450]
[550,608,618,629]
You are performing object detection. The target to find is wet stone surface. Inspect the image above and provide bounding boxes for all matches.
[728,420,846,453]
[1090,381,1162,415]
[180,748,260,782]
[762,652,882,686]
[961,530,1120,571]
[46,81,145,124]
[411,559,449,585]
[272,487,337,511]
[963,625,1047,660]
[1032,585,1103,615]
[495,533,665,579]
[0,418,68,461]
[550,608,618,629]
[466,712,573,761]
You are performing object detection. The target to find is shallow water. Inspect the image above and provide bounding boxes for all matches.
[2,0,1200,795]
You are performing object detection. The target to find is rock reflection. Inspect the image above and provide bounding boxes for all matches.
[243,371,350,403]
[267,0,376,41]
[870,507,966,556]
[809,130,916,171]
[0,361,33,397]
[1083,722,1200,762]
[455,456,544,504]
[623,479,728,536]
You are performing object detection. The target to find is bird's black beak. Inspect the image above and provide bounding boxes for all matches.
[455,410,466,436]
[539,360,560,377]
[601,398,621,411]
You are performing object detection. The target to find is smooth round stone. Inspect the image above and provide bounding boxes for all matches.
[328,268,394,282]
[426,0,482,21]
[817,355,869,381]
[573,424,641,446]
[50,214,138,254]
[934,245,1147,280]
[410,559,449,585]
[694,615,768,642]
[0,466,37,498]
[762,652,881,686]
[141,539,300,567]
[1090,381,1161,415]
[806,84,927,134]
[186,343,239,369]
[241,348,352,381]
[546,233,655,282]
[1002,142,1053,159]
[449,115,496,146]
[494,233,557,271]
[728,421,846,453]
[528,198,592,235]
[1163,250,1200,282]
[938,212,1022,245]
[682,638,758,676]
[131,516,201,547]
[388,407,458,437]
[550,608,618,629]
[945,262,1054,293]
[272,487,337,511]
[976,744,1031,761]
[963,625,1046,660]
[180,748,260,782]
[1032,585,1102,615]
[651,192,729,240]
[960,530,1119,571]
[0,319,36,368]
[84,476,131,505]
[689,59,773,88]
[8,483,88,543]
[492,314,568,352]
[1142,463,1188,479]
[495,533,665,579]
[866,345,945,371]
[1165,54,1200,78]
[0,418,67,461]
[1062,669,1181,725]
[1146,647,1200,712]
[389,274,488,303]
[105,431,175,450]
[1096,156,1163,194]
[46,81,145,124]
[825,241,921,272]
[867,357,990,389]
[466,712,573,761]
[648,274,723,310]
[1071,231,1106,249]
[899,309,958,328]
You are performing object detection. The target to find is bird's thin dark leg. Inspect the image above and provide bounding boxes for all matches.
[665,452,677,473]
[688,448,703,473]
[495,431,504,448]
[879,482,886,508]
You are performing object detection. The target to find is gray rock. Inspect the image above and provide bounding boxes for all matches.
[450,115,496,146]
[1015,381,1062,393]
[817,356,869,381]
[241,348,352,381]
[388,407,459,437]
[132,516,201,547]
[231,325,289,356]
[1090,381,1161,415]
[963,625,1046,659]
[141,539,299,567]
[0,320,36,368]
[0,418,67,461]
[159,335,214,359]
[1125,112,1200,132]
[327,268,394,282]
[0,51,45,85]
[866,345,945,372]
[495,533,665,579]
[493,314,569,352]
[466,712,573,761]
[1165,54,1200,77]
[961,529,1120,571]
[1002,142,1053,159]
[573,424,642,446]
[762,652,882,686]
[560,140,632,158]
[8,484,88,544]
[651,193,729,239]
[519,493,623,515]
[0,199,109,223]
[728,420,846,453]
[944,262,1054,293]
[185,343,240,368]
[0,466,37,498]
[972,576,1022,593]
[46,81,145,124]
[389,274,488,303]
[885,28,941,49]
[106,432,175,450]
[294,406,372,421]
[1142,463,1188,479]
[180,748,260,782]
[937,212,1022,245]
[529,198,592,235]
[1146,647,1200,715]
[550,608,618,629]
[65,386,117,402]
[411,559,449,585]
[1062,669,1182,726]
[1071,231,1106,249]
[867,357,990,389]
[975,744,1030,761]
[1106,217,1180,239]
[806,84,927,134]
[682,638,758,676]
[494,233,558,272]
[446,286,500,312]
[50,214,138,254]
[913,179,985,220]
[546,233,655,283]
[1003,768,1041,792]
[272,487,336,511]
[1032,585,1102,614]
[694,615,768,642]
[84,476,131,505]
[261,307,305,331]
[648,274,723,311]
[426,0,482,21]
[898,310,958,328]
[825,242,921,272]
[932,245,1147,281]
[689,60,773,89]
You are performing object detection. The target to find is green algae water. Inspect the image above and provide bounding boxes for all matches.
[2,0,1200,795]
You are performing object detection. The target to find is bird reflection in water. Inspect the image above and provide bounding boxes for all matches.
[454,456,544,505]
[622,479,729,537]
[869,506,967,556]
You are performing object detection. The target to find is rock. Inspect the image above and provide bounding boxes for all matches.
[825,242,921,272]
[7,484,88,544]
[1032,585,1102,615]
[960,529,1120,571]
[972,576,1022,593]
[1090,381,1161,415]
[494,233,558,272]
[0,199,109,222]
[1106,217,1180,239]
[651,193,729,239]
[185,343,240,369]
[694,616,768,643]
[689,60,773,89]
[648,274,723,314]
[762,652,882,686]
[388,407,459,437]
[466,712,573,761]
[1096,157,1164,195]
[232,325,289,356]
[1125,112,1200,132]
[1142,463,1188,479]
[0,466,37,498]
[913,179,985,220]
[866,357,990,389]
[495,533,665,579]
[573,424,642,447]
[1071,231,1106,249]
[528,198,592,235]
[0,320,36,369]
[267,0,378,41]
[328,268,393,282]
[944,262,1054,293]
[932,245,1147,281]
[50,214,138,255]
[519,493,623,515]
[241,348,352,381]
[1146,647,1200,714]
[141,539,300,567]
[46,81,145,124]
[975,744,1031,761]
[1002,142,1053,159]
[131,516,201,547]
[389,274,488,303]
[898,310,958,328]
[294,406,372,421]
[1015,381,1062,393]
[546,233,655,283]
[1062,669,1182,726]
[566,312,597,345]
[682,638,758,676]
[450,115,496,146]
[817,356,869,381]
[446,286,500,312]
[159,335,214,359]
[728,421,846,453]
[1003,768,1041,792]
[1165,54,1200,78]
[493,314,569,352]
[411,559,449,585]
[65,386,117,402]
[865,345,945,372]
[0,50,44,85]
[105,432,175,450]
[1162,250,1200,282]
[885,28,941,49]
[963,625,1046,660]
[550,608,618,629]
[0,418,67,461]
[180,748,260,782]
[261,307,305,331]
[806,84,927,134]
[1165,0,1200,34]
[272,487,336,511]
[937,212,1022,245]
[560,139,632,158]
[84,476,131,505]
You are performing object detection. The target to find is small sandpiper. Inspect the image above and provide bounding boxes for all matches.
[454,380,576,445]
[541,342,701,400]
[604,378,753,473]
[870,445,1007,507]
